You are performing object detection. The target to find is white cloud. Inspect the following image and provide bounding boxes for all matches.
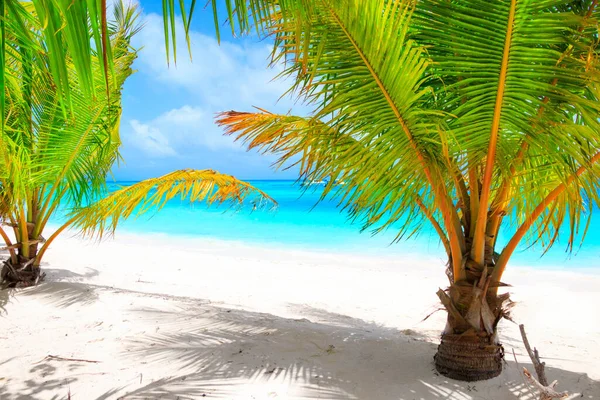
[127,105,241,156]
[132,13,295,111]
[130,119,177,157]
[119,10,306,178]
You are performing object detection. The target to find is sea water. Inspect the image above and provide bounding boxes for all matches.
[51,180,600,270]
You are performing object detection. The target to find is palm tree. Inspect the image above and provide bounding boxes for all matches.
[215,0,600,381]
[0,2,273,287]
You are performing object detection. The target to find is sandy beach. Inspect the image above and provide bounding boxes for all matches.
[1,232,599,399]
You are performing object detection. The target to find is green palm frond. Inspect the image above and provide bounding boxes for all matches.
[2,0,114,113]
[414,0,600,188]
[220,0,464,254]
[69,169,276,239]
[163,0,275,61]
[266,0,462,236]
[424,0,600,259]
[218,0,600,281]
[1,2,140,232]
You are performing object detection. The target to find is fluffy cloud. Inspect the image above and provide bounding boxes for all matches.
[129,120,177,157]
[132,13,296,111]
[127,105,241,156]
[116,8,305,179]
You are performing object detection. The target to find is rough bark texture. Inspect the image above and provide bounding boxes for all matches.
[434,260,513,381]
[1,242,44,288]
[1,259,44,288]
[435,330,504,381]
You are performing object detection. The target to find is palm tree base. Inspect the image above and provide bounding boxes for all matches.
[1,260,45,289]
[434,331,503,381]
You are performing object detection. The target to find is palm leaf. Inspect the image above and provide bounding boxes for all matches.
[217,110,434,241]
[69,169,276,239]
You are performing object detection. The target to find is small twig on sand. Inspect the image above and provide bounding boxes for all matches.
[522,369,569,400]
[41,355,101,364]
[512,349,534,394]
[519,324,568,400]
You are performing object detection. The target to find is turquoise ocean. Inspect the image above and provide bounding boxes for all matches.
[53,180,600,270]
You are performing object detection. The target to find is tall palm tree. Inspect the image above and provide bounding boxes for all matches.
[215,0,600,381]
[0,2,273,287]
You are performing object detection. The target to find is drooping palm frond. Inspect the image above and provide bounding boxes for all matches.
[221,0,467,270]
[217,110,435,245]
[67,169,275,240]
[217,110,358,178]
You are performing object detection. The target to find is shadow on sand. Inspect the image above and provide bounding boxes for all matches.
[19,280,98,309]
[1,282,598,400]
[0,267,100,313]
[97,294,599,399]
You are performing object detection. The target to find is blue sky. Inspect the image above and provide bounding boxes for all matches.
[113,0,306,181]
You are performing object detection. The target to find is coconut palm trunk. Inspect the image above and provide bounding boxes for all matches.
[434,260,508,380]
[0,210,45,287]
[213,0,600,381]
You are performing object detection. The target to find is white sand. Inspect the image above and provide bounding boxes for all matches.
[0,231,599,399]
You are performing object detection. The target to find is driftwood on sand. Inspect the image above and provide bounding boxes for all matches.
[519,324,568,400]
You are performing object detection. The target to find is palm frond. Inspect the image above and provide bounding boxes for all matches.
[1,0,116,113]
[413,0,600,238]
[217,110,434,240]
[160,0,277,64]
[219,0,465,261]
[70,169,276,239]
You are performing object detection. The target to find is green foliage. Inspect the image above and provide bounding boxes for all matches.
[217,0,600,279]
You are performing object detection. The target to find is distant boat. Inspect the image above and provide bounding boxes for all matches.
[300,179,348,186]
[300,179,327,186]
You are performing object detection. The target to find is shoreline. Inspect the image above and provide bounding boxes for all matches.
[1,231,599,399]
[47,224,600,274]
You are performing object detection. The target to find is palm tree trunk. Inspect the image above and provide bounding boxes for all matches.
[434,262,511,381]
[434,321,504,381]
[1,237,44,288]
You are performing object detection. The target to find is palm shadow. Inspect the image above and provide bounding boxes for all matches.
[95,298,599,400]
[0,287,11,315]
[0,267,99,314]
[1,280,597,400]
[43,267,100,281]
[18,281,98,309]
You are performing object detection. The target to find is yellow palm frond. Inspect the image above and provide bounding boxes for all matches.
[70,169,276,239]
